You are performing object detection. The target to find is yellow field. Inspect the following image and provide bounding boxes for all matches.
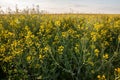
[0,14,120,80]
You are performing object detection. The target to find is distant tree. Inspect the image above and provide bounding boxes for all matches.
[30,5,36,14]
[36,5,40,14]
[15,4,19,14]
[23,6,29,14]
[6,7,12,14]
[0,6,4,14]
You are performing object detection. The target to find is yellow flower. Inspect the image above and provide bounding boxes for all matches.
[103,54,109,59]
[0,45,6,53]
[94,49,99,53]
[26,56,31,61]
[115,68,120,73]
[118,68,120,73]
[58,46,64,54]
[3,56,13,62]
[44,46,49,52]
[104,41,109,46]
[91,32,97,42]
[74,47,79,53]
[40,25,45,32]
[94,49,100,57]
[74,44,80,53]
[102,75,106,79]
[97,74,106,80]
[14,18,20,24]
[55,21,61,26]
[94,23,103,31]
[39,54,44,59]
[25,26,29,31]
[101,30,107,35]
[62,32,68,38]
[97,75,101,79]
[68,29,75,34]
[91,32,96,36]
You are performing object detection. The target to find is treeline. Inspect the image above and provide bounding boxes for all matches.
[0,5,48,14]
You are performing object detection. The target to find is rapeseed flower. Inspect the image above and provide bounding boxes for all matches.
[94,49,100,57]
[97,74,106,80]
[103,54,109,59]
[115,68,120,73]
[58,46,64,54]
[26,56,31,61]
[55,21,61,26]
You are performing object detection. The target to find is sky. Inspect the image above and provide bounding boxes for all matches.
[0,0,120,14]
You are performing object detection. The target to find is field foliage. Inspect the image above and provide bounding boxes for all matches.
[0,14,120,80]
